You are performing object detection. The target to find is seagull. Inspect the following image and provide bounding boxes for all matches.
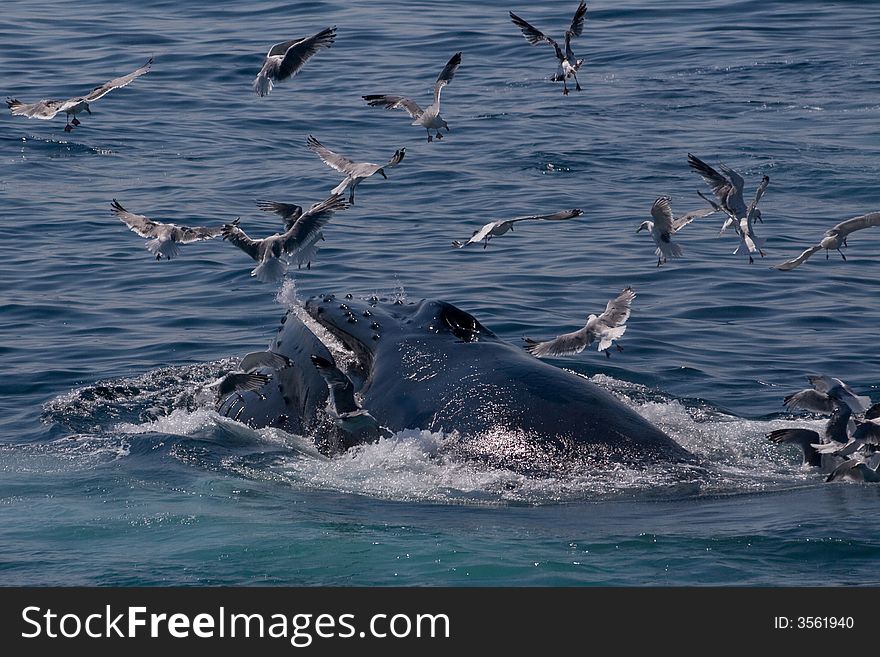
[112,199,224,261]
[510,1,587,95]
[636,196,701,267]
[310,354,388,442]
[731,180,768,264]
[221,193,348,282]
[773,212,880,271]
[768,394,853,467]
[687,153,749,227]
[307,135,405,204]
[523,287,635,359]
[252,27,337,97]
[452,208,583,248]
[255,200,323,269]
[362,51,462,142]
[238,350,291,373]
[7,58,152,132]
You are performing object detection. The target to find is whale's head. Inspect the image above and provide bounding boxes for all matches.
[304,294,496,369]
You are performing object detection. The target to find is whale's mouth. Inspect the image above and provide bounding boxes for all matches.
[304,294,377,374]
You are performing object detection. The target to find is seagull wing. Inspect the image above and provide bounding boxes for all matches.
[84,58,152,102]
[276,26,337,81]
[310,355,359,414]
[773,245,822,271]
[386,147,406,169]
[239,350,291,373]
[306,135,357,175]
[432,51,462,103]
[173,223,225,243]
[783,388,836,413]
[508,208,584,224]
[111,199,161,237]
[221,219,262,262]
[672,205,717,231]
[256,200,303,231]
[687,153,732,204]
[6,98,76,119]
[523,326,590,358]
[510,11,563,59]
[567,0,588,39]
[281,193,348,254]
[830,211,880,238]
[465,221,500,245]
[362,94,424,120]
[745,175,769,221]
[597,287,636,329]
[650,196,676,233]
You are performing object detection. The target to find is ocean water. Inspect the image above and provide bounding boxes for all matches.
[2,0,880,586]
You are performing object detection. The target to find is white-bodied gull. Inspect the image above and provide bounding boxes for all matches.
[510,1,587,95]
[112,199,224,261]
[362,52,462,142]
[221,193,348,282]
[773,212,880,270]
[307,135,405,204]
[7,58,152,132]
[253,27,337,97]
[452,208,583,248]
[523,287,635,359]
[636,196,711,267]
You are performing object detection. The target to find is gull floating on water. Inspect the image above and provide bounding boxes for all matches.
[112,199,224,261]
[772,212,880,271]
[363,52,462,143]
[452,208,583,249]
[510,0,587,95]
[7,58,152,132]
[636,196,712,267]
[524,286,635,359]
[307,135,405,204]
[253,27,337,97]
[221,193,348,282]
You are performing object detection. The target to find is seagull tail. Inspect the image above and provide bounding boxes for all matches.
[251,258,287,283]
[657,241,683,259]
[146,239,180,260]
[253,74,273,97]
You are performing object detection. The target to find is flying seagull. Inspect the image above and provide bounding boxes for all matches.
[636,196,706,267]
[510,1,587,95]
[362,51,462,142]
[253,27,337,97]
[112,199,224,261]
[307,135,405,204]
[687,153,749,228]
[221,193,348,282]
[452,208,583,248]
[7,58,152,132]
[523,287,635,359]
[773,212,880,271]
[254,199,324,268]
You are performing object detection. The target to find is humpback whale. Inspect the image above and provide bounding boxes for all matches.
[218,294,693,472]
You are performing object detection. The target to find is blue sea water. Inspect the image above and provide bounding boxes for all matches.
[2,0,880,586]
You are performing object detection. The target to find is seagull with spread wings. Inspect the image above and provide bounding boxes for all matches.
[452,209,583,248]
[524,287,636,359]
[307,135,404,204]
[637,196,711,267]
[7,58,152,132]
[221,193,348,282]
[362,52,462,142]
[510,1,587,95]
[112,199,224,261]
[253,27,337,97]
[773,212,880,270]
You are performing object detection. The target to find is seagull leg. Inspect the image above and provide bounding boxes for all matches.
[656,256,662,267]
[616,343,624,352]
[748,255,754,264]
[604,350,611,359]
[838,249,847,261]
[435,131,443,140]
[573,73,582,92]
[427,133,433,143]
[562,79,570,95]
[71,117,81,126]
